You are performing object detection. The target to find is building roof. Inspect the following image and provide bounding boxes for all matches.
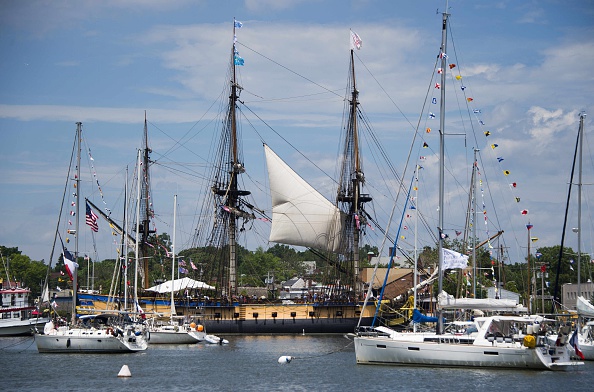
[361,268,415,289]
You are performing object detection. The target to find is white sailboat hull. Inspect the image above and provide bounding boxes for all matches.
[355,314,584,371]
[35,325,147,353]
[148,329,201,344]
[355,334,580,370]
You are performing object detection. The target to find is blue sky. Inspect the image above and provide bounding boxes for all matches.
[1,0,593,274]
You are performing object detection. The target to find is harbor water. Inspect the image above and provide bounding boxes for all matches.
[1,334,593,391]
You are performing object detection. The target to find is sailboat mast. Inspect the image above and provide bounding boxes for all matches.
[437,9,449,335]
[171,194,177,318]
[413,165,420,332]
[122,166,128,311]
[72,121,82,325]
[472,148,479,298]
[577,112,585,298]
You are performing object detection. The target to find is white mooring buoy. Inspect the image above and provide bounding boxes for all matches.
[118,364,132,377]
[278,355,293,364]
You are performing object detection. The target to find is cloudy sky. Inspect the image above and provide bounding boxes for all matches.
[0,0,593,275]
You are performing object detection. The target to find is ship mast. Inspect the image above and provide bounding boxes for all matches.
[139,112,155,289]
[212,19,250,297]
[337,49,371,299]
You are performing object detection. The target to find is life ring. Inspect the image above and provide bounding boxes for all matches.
[106,327,115,336]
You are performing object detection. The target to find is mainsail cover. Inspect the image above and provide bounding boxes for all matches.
[577,296,594,318]
[438,291,520,311]
[264,144,344,253]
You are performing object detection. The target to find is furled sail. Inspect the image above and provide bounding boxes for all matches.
[264,144,344,253]
[577,296,594,318]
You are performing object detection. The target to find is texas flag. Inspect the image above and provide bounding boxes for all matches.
[569,328,585,360]
[135,301,146,320]
[63,247,79,281]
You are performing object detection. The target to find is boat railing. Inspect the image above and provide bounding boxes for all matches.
[356,326,390,337]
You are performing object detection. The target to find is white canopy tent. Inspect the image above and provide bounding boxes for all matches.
[146,277,215,294]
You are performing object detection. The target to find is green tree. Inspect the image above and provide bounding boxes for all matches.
[0,246,47,297]
[359,244,380,267]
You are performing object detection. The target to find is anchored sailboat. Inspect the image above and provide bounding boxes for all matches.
[146,195,205,344]
[353,9,582,370]
[35,122,148,353]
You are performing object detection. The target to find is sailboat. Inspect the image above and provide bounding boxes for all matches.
[145,195,229,344]
[190,20,376,334]
[35,122,148,353]
[353,9,582,370]
[146,195,202,344]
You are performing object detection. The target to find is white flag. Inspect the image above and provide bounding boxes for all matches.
[442,248,469,270]
[350,30,362,50]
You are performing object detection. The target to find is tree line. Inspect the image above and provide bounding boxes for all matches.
[2,240,591,310]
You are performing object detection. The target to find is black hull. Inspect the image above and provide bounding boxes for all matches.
[202,316,373,334]
[182,302,376,334]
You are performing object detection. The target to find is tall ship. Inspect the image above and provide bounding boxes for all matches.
[184,21,376,333]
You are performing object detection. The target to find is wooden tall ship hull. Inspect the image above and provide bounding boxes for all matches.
[77,293,375,334]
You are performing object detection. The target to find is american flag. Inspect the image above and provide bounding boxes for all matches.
[85,202,99,232]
